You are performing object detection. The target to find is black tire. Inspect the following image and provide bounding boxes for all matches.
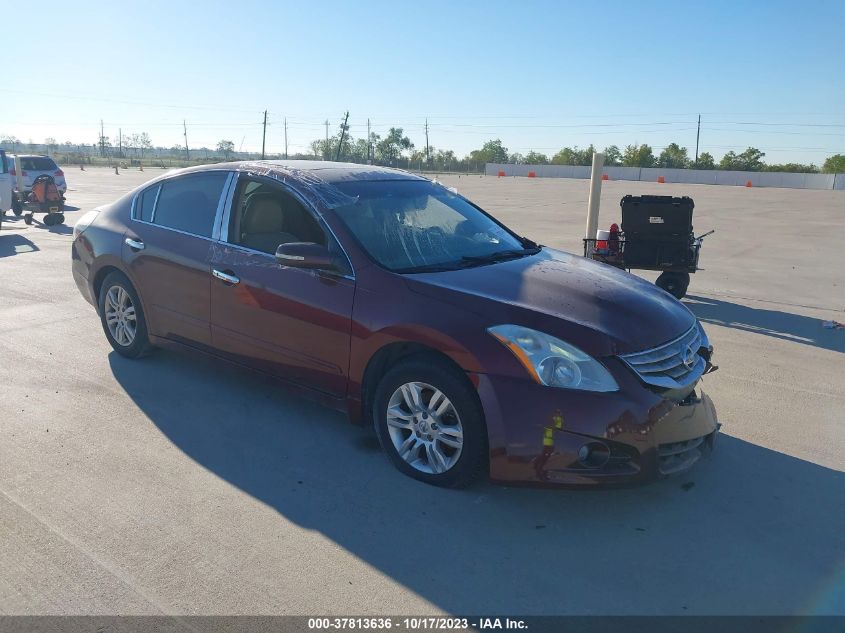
[97,271,153,358]
[24,213,33,225]
[55,213,65,224]
[656,271,690,300]
[12,196,22,215]
[373,355,487,488]
[43,214,57,226]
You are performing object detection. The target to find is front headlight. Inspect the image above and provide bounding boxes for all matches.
[488,324,618,392]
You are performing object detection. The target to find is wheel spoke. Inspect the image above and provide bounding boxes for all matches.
[123,306,136,322]
[428,389,448,416]
[401,383,422,410]
[437,425,463,449]
[427,443,448,473]
[386,411,413,430]
[397,436,418,462]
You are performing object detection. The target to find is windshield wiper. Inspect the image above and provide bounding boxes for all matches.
[459,247,541,267]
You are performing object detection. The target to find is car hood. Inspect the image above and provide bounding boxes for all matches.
[403,248,695,357]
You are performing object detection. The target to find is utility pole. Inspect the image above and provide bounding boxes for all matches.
[367,118,371,164]
[284,117,288,159]
[119,128,122,158]
[183,120,189,161]
[100,119,105,157]
[261,110,268,160]
[425,118,430,165]
[694,114,701,165]
[324,120,330,160]
[335,111,349,162]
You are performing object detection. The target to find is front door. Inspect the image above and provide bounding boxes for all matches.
[123,170,232,347]
[209,176,355,397]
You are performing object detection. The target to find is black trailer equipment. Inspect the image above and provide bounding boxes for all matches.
[19,174,65,226]
[583,195,713,299]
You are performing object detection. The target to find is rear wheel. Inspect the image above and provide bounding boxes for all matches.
[97,271,152,358]
[12,195,22,215]
[656,271,690,300]
[373,356,487,488]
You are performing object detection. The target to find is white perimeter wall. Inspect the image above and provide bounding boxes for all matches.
[486,163,844,191]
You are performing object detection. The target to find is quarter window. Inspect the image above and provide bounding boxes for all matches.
[136,184,159,222]
[152,172,228,238]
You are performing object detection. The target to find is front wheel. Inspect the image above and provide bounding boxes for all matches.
[373,356,487,488]
[97,271,152,358]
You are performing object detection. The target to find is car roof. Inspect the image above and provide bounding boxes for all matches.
[183,160,427,184]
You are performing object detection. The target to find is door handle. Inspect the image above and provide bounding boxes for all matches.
[124,237,145,251]
[212,269,240,285]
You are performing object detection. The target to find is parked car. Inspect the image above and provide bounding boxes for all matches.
[71,161,719,488]
[0,150,11,216]
[8,154,67,211]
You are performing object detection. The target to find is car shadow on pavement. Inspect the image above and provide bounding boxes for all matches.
[0,233,40,257]
[108,350,845,615]
[685,295,845,354]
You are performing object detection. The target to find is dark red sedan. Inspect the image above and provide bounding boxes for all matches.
[72,161,719,488]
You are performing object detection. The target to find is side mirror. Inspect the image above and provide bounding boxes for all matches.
[275,242,336,270]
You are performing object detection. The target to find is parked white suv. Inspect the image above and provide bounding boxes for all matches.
[8,154,68,207]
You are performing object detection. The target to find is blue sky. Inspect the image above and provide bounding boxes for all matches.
[4,0,844,164]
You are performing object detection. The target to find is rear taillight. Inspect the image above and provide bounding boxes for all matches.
[55,169,64,177]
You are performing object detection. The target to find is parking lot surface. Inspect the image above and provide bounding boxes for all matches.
[1,167,843,616]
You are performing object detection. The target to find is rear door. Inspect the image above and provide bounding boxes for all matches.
[0,151,10,212]
[123,170,234,347]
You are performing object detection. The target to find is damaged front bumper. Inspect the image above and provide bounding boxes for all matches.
[475,358,719,487]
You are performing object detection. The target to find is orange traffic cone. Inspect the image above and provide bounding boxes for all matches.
[746,180,753,187]
[602,174,609,181]
[657,176,665,184]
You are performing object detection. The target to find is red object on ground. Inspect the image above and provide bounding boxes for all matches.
[746,180,753,187]
[528,171,536,178]
[657,176,665,183]
[608,222,620,254]
[602,174,609,181]
[497,170,505,177]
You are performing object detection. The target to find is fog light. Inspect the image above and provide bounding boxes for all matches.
[577,442,610,469]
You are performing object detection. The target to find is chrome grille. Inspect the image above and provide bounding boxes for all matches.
[619,323,707,389]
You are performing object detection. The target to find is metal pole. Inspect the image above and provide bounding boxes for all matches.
[367,119,371,164]
[585,152,606,255]
[284,117,288,159]
[425,118,429,164]
[324,120,329,160]
[694,114,701,165]
[183,120,189,161]
[261,110,267,160]
[335,111,349,162]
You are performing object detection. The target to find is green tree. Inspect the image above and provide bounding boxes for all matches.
[469,139,509,164]
[551,147,579,165]
[622,144,655,167]
[603,145,622,166]
[694,152,716,169]
[822,154,845,173]
[508,152,526,164]
[217,140,235,159]
[523,151,548,164]
[44,137,57,154]
[376,127,413,164]
[720,147,765,171]
[657,143,690,169]
[764,163,818,173]
[138,132,152,159]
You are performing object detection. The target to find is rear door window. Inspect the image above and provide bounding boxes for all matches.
[152,172,228,238]
[20,157,57,171]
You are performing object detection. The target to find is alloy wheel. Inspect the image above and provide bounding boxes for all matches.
[104,285,137,347]
[386,381,464,474]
